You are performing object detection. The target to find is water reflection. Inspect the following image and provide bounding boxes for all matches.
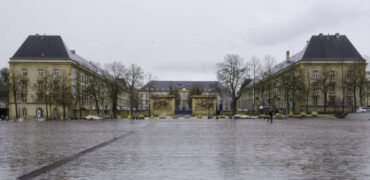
[0,119,369,179]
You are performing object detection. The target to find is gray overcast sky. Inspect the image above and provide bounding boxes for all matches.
[1,0,369,80]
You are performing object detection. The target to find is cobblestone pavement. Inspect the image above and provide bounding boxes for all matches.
[1,118,370,179]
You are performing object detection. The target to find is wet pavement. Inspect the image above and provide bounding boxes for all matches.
[1,118,370,179]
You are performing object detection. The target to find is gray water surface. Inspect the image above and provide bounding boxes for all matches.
[1,118,370,179]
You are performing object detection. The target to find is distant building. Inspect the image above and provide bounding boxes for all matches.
[139,81,232,115]
[9,35,129,120]
[239,33,367,114]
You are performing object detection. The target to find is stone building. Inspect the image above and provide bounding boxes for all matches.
[9,35,129,120]
[138,81,232,116]
[239,33,367,114]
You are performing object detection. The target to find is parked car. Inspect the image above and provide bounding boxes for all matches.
[356,107,370,113]
[84,115,103,120]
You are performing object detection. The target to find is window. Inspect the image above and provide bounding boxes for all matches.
[54,69,59,77]
[54,109,58,118]
[348,71,352,79]
[54,83,59,89]
[22,82,27,90]
[347,97,352,106]
[38,69,43,77]
[38,82,42,90]
[313,84,318,92]
[330,84,335,92]
[330,71,335,79]
[22,108,27,117]
[22,69,27,76]
[38,95,43,103]
[22,95,27,103]
[329,97,335,106]
[313,97,318,106]
[347,85,352,93]
[314,71,318,79]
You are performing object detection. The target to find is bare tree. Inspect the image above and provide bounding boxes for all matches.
[87,64,105,115]
[347,63,367,111]
[217,54,249,115]
[262,55,276,108]
[318,67,330,113]
[71,70,89,119]
[248,56,261,113]
[33,70,56,119]
[105,62,127,118]
[289,68,304,113]
[304,67,311,113]
[356,66,367,107]
[124,64,144,117]
[10,69,27,121]
[144,72,157,115]
[55,70,70,120]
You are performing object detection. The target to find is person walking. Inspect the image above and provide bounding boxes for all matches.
[269,108,273,124]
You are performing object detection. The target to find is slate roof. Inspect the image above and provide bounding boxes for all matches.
[11,35,105,75]
[141,81,227,91]
[245,34,365,89]
[302,35,363,60]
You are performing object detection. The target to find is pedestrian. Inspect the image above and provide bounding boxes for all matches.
[269,108,273,124]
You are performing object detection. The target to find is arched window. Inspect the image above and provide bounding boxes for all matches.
[22,108,27,117]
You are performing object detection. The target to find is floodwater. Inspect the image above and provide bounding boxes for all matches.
[1,117,370,179]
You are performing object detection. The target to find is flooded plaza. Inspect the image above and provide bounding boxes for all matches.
[1,117,370,179]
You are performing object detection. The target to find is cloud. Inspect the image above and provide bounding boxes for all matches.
[243,0,370,47]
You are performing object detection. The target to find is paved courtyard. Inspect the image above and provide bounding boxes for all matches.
[1,117,370,179]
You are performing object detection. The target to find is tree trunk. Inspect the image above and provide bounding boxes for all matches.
[95,98,99,115]
[231,96,237,115]
[359,88,363,107]
[45,103,48,119]
[63,103,66,120]
[353,86,357,112]
[13,90,18,120]
[79,97,82,119]
[286,95,289,115]
[292,94,295,114]
[49,104,52,120]
[324,92,327,113]
[130,88,134,117]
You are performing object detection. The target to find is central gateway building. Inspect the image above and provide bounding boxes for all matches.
[138,81,232,116]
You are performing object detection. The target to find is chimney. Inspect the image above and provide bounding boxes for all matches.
[335,33,340,38]
[286,50,290,62]
[71,50,76,54]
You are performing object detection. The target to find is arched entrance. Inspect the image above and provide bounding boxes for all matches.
[36,108,43,120]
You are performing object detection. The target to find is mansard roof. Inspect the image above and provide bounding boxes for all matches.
[141,81,226,91]
[11,35,104,75]
[302,34,363,60]
[244,34,365,90]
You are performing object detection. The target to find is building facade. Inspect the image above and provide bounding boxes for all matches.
[239,34,367,114]
[9,35,129,120]
[138,81,232,115]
